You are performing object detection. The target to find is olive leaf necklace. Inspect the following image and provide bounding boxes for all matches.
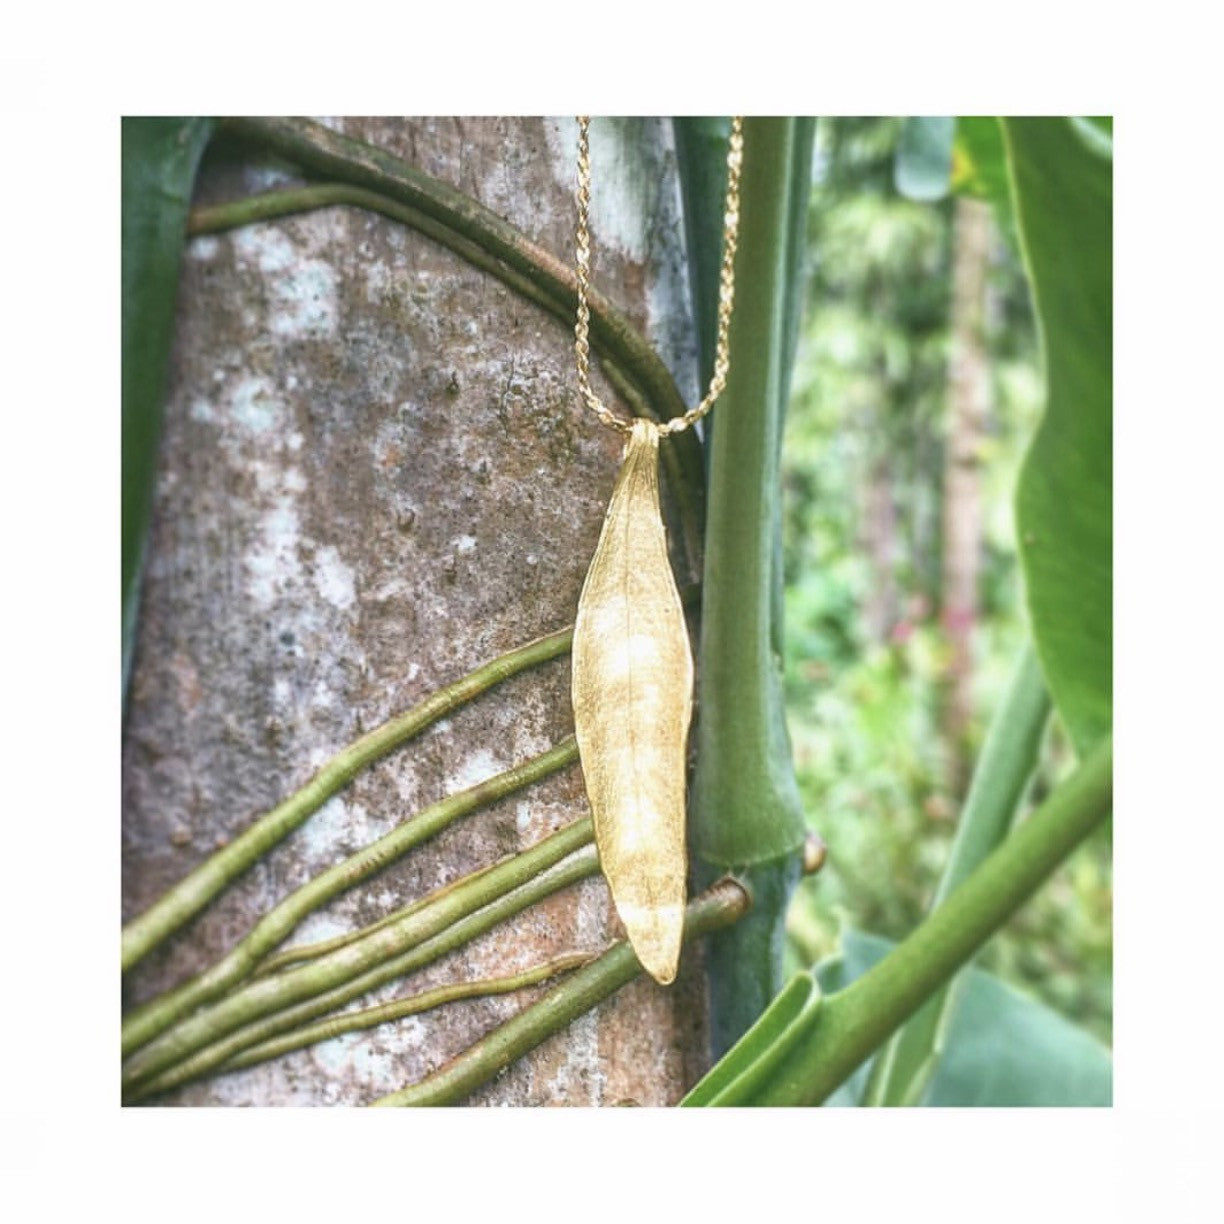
[570,115,744,984]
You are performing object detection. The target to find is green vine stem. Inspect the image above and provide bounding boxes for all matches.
[213,117,707,578]
[252,859,501,978]
[863,644,1051,1105]
[122,739,578,1060]
[683,734,1112,1106]
[128,840,600,1101]
[371,876,753,1107]
[225,954,588,1071]
[123,815,596,1093]
[122,626,572,972]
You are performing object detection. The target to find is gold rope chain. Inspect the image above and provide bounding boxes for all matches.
[574,115,745,436]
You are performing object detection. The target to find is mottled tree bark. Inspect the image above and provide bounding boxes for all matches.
[121,117,709,1106]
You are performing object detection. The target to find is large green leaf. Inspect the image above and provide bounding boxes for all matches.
[122,117,214,695]
[1005,118,1112,755]
[819,930,1112,1106]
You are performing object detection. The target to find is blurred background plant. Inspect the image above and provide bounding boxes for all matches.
[780,117,1111,1043]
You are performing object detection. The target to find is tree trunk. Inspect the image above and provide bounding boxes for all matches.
[941,195,992,788]
[121,117,709,1106]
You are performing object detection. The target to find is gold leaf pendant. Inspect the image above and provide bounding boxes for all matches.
[572,418,693,984]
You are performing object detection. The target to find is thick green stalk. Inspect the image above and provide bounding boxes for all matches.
[371,877,752,1107]
[122,626,571,972]
[122,739,577,1059]
[689,117,810,1054]
[129,840,599,1101]
[863,644,1051,1105]
[218,117,706,576]
[123,815,594,1092]
[683,735,1112,1106]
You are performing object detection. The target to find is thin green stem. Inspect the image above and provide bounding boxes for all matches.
[215,117,707,578]
[189,186,653,440]
[132,845,599,1101]
[229,954,589,1072]
[215,119,681,421]
[684,735,1112,1106]
[122,626,571,972]
[123,816,594,1093]
[371,876,753,1107]
[191,183,565,344]
[863,644,1051,1106]
[134,902,597,1101]
[122,739,578,1060]
[252,859,501,978]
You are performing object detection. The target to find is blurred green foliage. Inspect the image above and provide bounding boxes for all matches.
[780,118,1112,1042]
